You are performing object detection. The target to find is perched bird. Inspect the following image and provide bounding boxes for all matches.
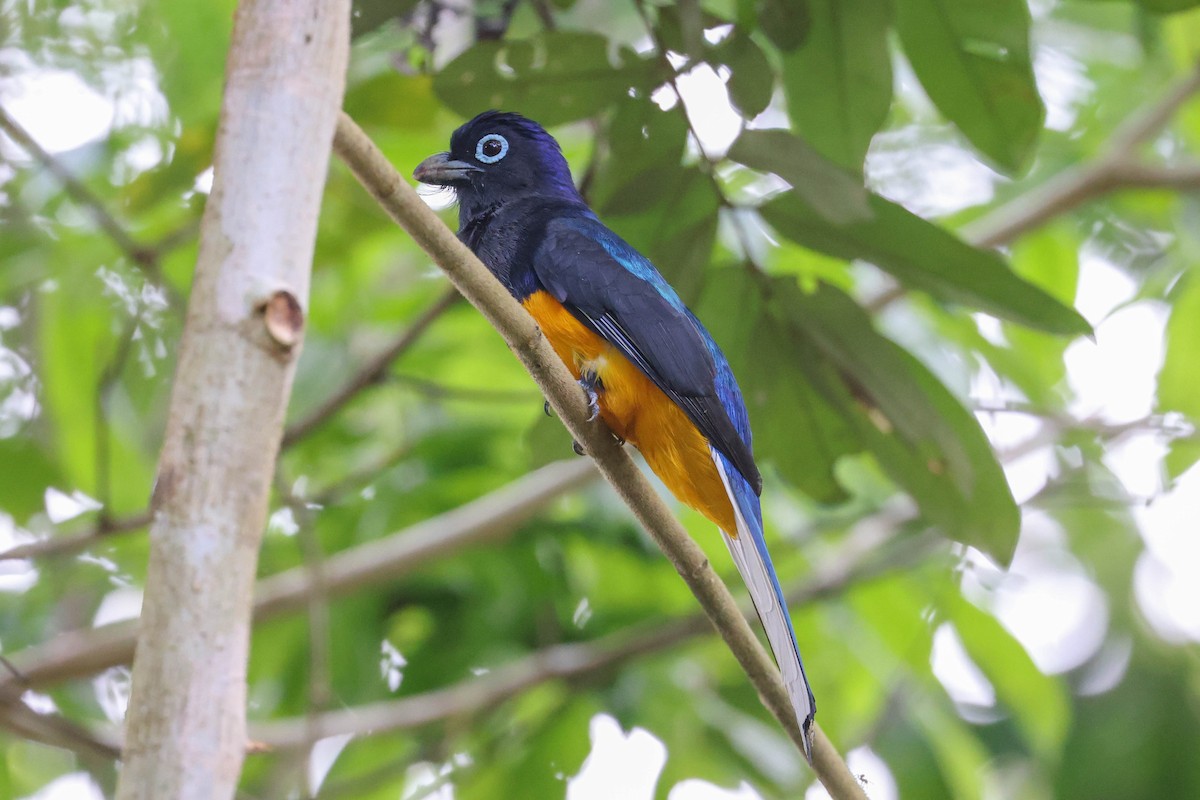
[415,111,816,756]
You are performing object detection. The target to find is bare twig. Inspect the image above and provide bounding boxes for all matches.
[0,511,152,562]
[310,440,416,506]
[0,500,936,783]
[281,286,461,447]
[996,413,1171,463]
[388,373,536,404]
[330,112,865,796]
[0,690,121,760]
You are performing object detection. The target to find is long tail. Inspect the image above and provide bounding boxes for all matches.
[712,449,816,760]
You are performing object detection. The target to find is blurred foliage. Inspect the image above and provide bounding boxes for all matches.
[1,0,1199,798]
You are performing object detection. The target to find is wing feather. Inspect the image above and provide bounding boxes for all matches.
[533,217,761,492]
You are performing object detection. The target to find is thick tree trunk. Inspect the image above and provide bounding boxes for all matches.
[115,2,349,798]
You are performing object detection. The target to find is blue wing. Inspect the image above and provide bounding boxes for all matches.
[533,214,761,492]
[535,214,814,753]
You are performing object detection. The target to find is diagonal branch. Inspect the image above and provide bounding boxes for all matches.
[0,518,937,772]
[330,112,865,797]
[281,286,462,447]
[0,690,121,760]
[0,104,192,312]
[965,60,1200,250]
[249,523,940,749]
[1,286,460,563]
[1,459,598,688]
[0,511,152,562]
[0,105,151,265]
[868,61,1200,312]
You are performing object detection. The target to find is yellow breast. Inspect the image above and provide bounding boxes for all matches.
[521,290,738,533]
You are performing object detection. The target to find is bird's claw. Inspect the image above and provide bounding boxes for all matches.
[543,399,552,417]
[572,440,585,456]
[583,389,600,422]
[578,373,602,422]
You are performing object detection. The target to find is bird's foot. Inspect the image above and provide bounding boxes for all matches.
[578,372,602,422]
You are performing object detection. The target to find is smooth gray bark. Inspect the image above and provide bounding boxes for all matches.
[115,1,349,797]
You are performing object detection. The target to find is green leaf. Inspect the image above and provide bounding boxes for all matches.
[591,98,690,215]
[655,1,710,61]
[913,701,990,800]
[777,281,1020,562]
[713,30,775,118]
[948,598,1071,758]
[757,0,811,50]
[603,167,719,301]
[1138,0,1200,11]
[1158,272,1200,479]
[150,0,236,130]
[759,190,1092,336]
[344,73,440,130]
[726,128,872,224]
[433,33,656,126]
[6,740,75,797]
[895,0,1044,173]
[779,0,892,172]
[0,435,62,524]
[697,269,857,504]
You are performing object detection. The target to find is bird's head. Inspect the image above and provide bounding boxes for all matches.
[414,111,580,219]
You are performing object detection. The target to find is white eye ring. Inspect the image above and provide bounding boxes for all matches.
[475,133,509,164]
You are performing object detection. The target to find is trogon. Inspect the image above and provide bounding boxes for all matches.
[415,111,816,756]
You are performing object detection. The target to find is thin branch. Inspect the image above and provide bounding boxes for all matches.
[1104,161,1200,190]
[330,112,864,796]
[967,61,1200,250]
[0,104,185,312]
[281,286,461,447]
[6,288,459,563]
[0,511,152,562]
[2,285,460,563]
[310,440,416,506]
[869,61,1200,310]
[387,373,536,404]
[249,524,940,749]
[2,459,598,688]
[529,0,557,31]
[0,691,121,761]
[996,413,1169,463]
[0,515,935,790]
[0,105,152,266]
[0,500,937,783]
[1105,62,1200,156]
[285,479,334,795]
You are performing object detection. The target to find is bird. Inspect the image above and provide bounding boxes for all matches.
[414,111,816,758]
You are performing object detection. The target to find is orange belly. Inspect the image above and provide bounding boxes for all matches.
[522,290,737,533]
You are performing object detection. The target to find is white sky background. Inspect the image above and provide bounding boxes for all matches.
[2,8,1199,800]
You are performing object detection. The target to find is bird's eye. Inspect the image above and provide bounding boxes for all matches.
[475,133,509,164]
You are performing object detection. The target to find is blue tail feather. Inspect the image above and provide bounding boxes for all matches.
[712,449,816,760]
